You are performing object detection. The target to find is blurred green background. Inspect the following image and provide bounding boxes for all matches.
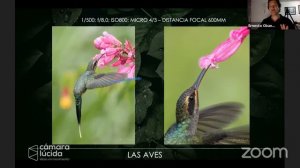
[52,26,135,144]
[164,27,249,133]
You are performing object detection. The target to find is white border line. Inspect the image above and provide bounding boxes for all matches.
[70,147,240,150]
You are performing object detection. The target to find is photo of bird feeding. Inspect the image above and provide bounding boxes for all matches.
[52,27,135,144]
[164,27,250,145]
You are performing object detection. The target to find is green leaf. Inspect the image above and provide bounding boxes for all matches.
[252,63,283,93]
[162,8,193,18]
[115,22,165,52]
[136,80,154,124]
[107,8,135,15]
[136,104,164,143]
[144,104,164,141]
[250,88,271,118]
[135,22,164,52]
[138,54,161,78]
[106,9,120,15]
[152,9,167,17]
[18,49,43,75]
[52,8,82,26]
[136,79,152,93]
[250,31,273,66]
[135,50,141,75]
[21,21,50,42]
[33,82,52,105]
[148,31,164,60]
[116,8,135,12]
[156,61,164,79]
[139,62,160,78]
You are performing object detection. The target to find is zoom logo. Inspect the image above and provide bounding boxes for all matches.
[241,147,288,159]
[28,144,70,161]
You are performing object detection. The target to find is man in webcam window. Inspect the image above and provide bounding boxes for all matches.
[261,0,295,30]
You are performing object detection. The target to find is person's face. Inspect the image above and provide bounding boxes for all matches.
[268,1,280,16]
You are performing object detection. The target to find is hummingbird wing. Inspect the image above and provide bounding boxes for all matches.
[86,73,129,89]
[202,125,249,144]
[197,102,243,134]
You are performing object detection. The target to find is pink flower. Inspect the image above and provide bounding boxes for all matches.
[93,54,102,61]
[96,55,106,68]
[118,65,131,73]
[118,63,135,78]
[112,56,128,67]
[94,31,122,50]
[199,55,215,69]
[92,32,136,78]
[199,27,249,69]
[124,40,135,58]
[128,64,135,78]
[230,26,249,41]
[94,53,116,69]
[93,32,123,68]
[92,53,107,68]
[102,48,120,56]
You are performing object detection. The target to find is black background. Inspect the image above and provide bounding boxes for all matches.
[15,8,284,160]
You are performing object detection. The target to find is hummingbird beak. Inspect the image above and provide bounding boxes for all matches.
[92,59,99,70]
[193,67,209,90]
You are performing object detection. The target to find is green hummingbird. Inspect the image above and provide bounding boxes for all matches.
[73,59,130,138]
[164,68,249,144]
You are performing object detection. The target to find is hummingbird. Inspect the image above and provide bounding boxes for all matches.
[164,68,249,144]
[73,58,130,138]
